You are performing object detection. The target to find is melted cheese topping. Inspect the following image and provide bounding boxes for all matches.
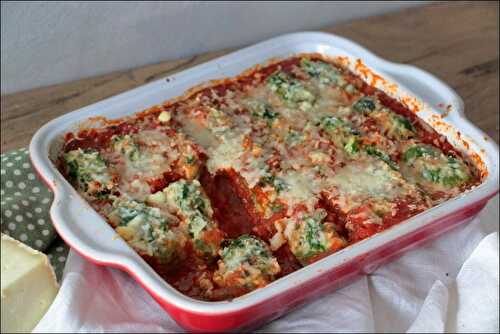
[277,170,320,213]
[213,235,280,290]
[98,128,202,201]
[327,158,423,214]
[61,55,478,301]
[109,196,183,261]
[282,209,346,265]
[330,159,407,198]
[161,180,222,258]
[111,131,175,200]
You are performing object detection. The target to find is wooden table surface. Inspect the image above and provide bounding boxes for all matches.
[1,1,498,153]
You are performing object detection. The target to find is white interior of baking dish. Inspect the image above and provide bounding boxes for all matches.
[30,32,499,314]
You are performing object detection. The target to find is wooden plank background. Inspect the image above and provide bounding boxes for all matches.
[1,1,498,153]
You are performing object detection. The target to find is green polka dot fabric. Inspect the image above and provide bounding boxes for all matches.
[1,148,68,281]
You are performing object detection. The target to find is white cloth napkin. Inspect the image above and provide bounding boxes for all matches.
[34,195,499,333]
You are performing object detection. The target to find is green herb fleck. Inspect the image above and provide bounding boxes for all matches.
[365,146,399,170]
[353,97,376,113]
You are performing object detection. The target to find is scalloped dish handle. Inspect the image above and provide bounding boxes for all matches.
[379,62,465,117]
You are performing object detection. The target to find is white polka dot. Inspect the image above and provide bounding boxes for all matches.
[56,247,64,252]
[0,201,5,206]
[23,163,30,169]
[15,215,23,222]
[5,180,13,188]
[28,173,36,180]
[27,223,35,230]
[21,200,29,206]
[4,210,12,217]
[37,219,45,225]
[32,187,40,193]
[10,151,17,156]
[14,192,22,197]
[8,223,16,231]
[42,198,51,204]
[5,197,12,201]
[0,189,4,196]
[42,229,50,236]
[26,212,33,218]
[12,204,19,210]
[18,182,26,189]
[6,162,13,167]
[19,233,28,242]
[58,256,66,262]
[35,207,42,213]
[35,240,43,247]
[1,157,8,162]
[14,156,22,161]
[29,196,37,201]
[13,169,21,175]
[0,169,5,175]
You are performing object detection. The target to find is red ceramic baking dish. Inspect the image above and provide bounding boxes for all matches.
[29,32,499,332]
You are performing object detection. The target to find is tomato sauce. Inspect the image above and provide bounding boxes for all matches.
[59,54,481,301]
[64,122,140,152]
[200,168,257,238]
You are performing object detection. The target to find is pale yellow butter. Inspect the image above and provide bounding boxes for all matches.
[1,233,59,333]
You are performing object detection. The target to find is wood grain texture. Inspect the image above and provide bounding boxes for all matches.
[1,1,498,152]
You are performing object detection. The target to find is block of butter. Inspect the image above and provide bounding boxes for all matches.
[1,233,59,333]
